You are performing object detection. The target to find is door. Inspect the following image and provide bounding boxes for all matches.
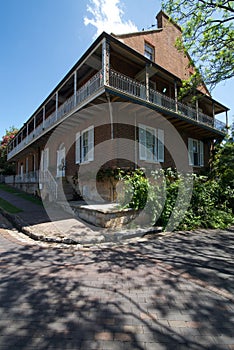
[56,145,65,177]
[20,164,24,181]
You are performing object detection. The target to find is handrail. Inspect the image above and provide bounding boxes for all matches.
[4,175,15,184]
[39,169,58,200]
[5,171,39,184]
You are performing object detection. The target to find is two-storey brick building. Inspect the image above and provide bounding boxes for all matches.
[6,11,228,202]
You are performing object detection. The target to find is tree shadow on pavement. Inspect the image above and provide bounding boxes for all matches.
[139,229,234,295]
[0,229,233,349]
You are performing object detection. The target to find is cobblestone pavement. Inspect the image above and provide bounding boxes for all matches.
[0,215,233,350]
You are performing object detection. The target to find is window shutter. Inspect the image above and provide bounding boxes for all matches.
[188,138,193,166]
[81,131,85,163]
[199,141,204,166]
[75,132,81,164]
[139,124,146,160]
[157,129,164,162]
[56,150,60,177]
[87,126,94,162]
[153,128,157,162]
[43,148,49,171]
[46,148,49,170]
[26,158,28,174]
[40,150,44,171]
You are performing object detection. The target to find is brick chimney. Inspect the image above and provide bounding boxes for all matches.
[156,10,182,32]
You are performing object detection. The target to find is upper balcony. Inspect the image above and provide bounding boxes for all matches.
[108,70,226,131]
[8,68,227,161]
[7,34,228,161]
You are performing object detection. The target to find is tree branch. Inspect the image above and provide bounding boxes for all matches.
[198,0,234,12]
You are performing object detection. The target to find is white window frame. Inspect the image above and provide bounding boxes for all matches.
[139,124,164,163]
[144,42,155,61]
[188,138,204,167]
[75,126,94,164]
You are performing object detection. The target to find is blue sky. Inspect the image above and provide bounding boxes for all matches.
[0,0,233,139]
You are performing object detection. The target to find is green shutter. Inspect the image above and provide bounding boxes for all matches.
[199,141,204,166]
[139,124,146,160]
[157,129,164,162]
[88,126,94,162]
[75,132,81,164]
[188,138,194,166]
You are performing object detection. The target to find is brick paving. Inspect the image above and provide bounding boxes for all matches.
[0,189,156,245]
[0,189,105,245]
[0,214,233,349]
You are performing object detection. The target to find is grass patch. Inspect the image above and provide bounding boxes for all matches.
[0,198,22,214]
[0,183,18,193]
[0,183,42,206]
[17,193,42,206]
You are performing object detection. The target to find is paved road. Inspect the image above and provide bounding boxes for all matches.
[0,215,233,349]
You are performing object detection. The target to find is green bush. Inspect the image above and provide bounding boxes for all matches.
[119,168,149,210]
[210,134,234,212]
[119,167,234,231]
[118,168,165,225]
[177,176,234,230]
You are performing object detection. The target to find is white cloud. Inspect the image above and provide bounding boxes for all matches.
[84,0,138,38]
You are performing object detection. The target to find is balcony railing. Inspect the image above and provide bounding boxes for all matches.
[39,169,58,200]
[8,68,226,160]
[150,88,177,111]
[214,118,227,131]
[5,171,39,184]
[109,69,226,131]
[5,170,58,200]
[109,70,146,99]
[4,175,14,184]
[7,70,103,160]
[177,101,197,120]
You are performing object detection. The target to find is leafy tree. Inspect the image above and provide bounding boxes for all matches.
[162,0,234,90]
[0,127,18,175]
[211,134,234,186]
[209,133,234,210]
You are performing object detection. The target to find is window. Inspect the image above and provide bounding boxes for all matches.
[139,124,164,162]
[188,138,204,166]
[76,126,94,164]
[144,42,155,61]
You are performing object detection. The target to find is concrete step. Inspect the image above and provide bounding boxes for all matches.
[57,184,74,201]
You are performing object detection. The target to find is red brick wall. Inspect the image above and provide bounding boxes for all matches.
[115,12,209,96]
[15,122,210,178]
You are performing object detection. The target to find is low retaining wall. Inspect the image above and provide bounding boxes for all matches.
[57,201,153,229]
[75,204,138,228]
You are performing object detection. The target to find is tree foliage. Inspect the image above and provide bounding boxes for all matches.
[162,0,234,90]
[209,133,234,210]
[160,174,233,230]
[0,127,18,175]
[119,166,234,231]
